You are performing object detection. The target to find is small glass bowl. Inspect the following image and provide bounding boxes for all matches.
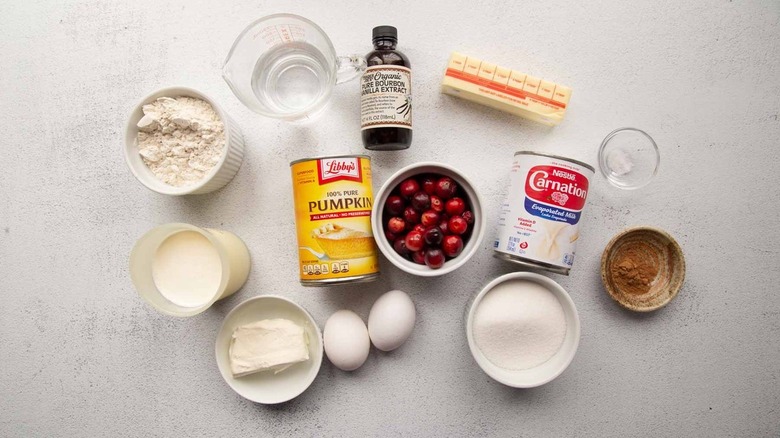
[598,128,659,190]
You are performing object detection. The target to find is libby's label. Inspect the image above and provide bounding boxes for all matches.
[524,165,589,225]
[318,157,362,184]
[360,66,412,130]
[291,156,379,283]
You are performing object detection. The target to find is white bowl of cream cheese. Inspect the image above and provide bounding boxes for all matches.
[215,295,324,404]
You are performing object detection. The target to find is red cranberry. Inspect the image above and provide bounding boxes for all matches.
[411,191,431,211]
[420,210,440,227]
[405,230,424,252]
[412,224,426,233]
[385,195,405,216]
[393,238,409,256]
[424,227,443,245]
[462,210,474,225]
[412,250,427,265]
[385,230,397,242]
[442,235,464,257]
[421,175,437,195]
[435,177,458,199]
[387,217,406,234]
[438,217,449,234]
[399,178,420,198]
[403,207,420,224]
[424,248,446,269]
[448,216,468,235]
[445,197,466,216]
[430,196,444,212]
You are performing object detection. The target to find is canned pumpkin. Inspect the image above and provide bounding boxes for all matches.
[290,155,380,286]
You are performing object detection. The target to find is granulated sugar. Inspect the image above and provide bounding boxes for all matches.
[473,280,566,370]
[136,96,225,187]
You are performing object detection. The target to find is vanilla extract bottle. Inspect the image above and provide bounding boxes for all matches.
[360,26,412,150]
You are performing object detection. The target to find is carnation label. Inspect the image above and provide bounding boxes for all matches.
[493,151,594,275]
[360,66,412,130]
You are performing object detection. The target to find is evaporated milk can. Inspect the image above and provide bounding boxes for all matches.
[290,155,380,286]
[494,151,595,275]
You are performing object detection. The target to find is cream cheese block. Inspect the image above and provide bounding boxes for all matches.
[229,319,310,378]
[441,52,571,126]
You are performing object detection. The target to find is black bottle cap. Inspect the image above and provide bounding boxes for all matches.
[372,25,397,42]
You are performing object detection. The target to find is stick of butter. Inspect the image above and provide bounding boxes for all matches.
[229,319,310,378]
[441,52,571,126]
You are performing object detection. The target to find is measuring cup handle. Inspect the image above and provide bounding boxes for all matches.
[335,55,367,84]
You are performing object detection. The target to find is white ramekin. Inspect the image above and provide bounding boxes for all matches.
[124,86,245,195]
[466,272,581,388]
[371,162,486,277]
[215,295,324,404]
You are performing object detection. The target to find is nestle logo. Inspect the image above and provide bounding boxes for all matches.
[551,169,576,181]
[318,158,363,184]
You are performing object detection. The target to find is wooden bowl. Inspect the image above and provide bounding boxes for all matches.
[600,227,685,312]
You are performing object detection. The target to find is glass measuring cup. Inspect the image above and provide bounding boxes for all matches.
[223,14,366,122]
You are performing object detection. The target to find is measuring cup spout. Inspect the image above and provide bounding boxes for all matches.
[222,47,249,110]
[221,67,238,100]
[336,55,367,84]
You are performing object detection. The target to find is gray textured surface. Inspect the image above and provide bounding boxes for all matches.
[1,1,779,436]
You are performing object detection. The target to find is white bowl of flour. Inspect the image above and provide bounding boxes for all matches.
[124,86,245,195]
[466,272,580,388]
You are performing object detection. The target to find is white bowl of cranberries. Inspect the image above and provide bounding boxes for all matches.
[371,162,485,276]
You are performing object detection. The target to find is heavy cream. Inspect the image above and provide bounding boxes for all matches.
[152,230,222,307]
[131,223,251,317]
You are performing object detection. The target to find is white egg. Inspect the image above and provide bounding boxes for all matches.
[323,310,370,371]
[368,290,416,351]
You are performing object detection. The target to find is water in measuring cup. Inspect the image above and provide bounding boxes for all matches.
[251,42,331,116]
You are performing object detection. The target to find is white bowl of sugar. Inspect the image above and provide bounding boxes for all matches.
[466,272,580,388]
[124,86,245,195]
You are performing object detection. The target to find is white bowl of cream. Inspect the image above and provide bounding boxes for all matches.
[466,272,580,388]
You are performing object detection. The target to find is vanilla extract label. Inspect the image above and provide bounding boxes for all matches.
[360,66,412,130]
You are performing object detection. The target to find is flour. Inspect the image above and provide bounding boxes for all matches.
[473,279,567,370]
[136,96,225,187]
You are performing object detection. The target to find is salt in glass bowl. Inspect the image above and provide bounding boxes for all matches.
[598,128,659,190]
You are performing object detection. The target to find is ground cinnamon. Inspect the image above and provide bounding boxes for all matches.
[610,241,660,295]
